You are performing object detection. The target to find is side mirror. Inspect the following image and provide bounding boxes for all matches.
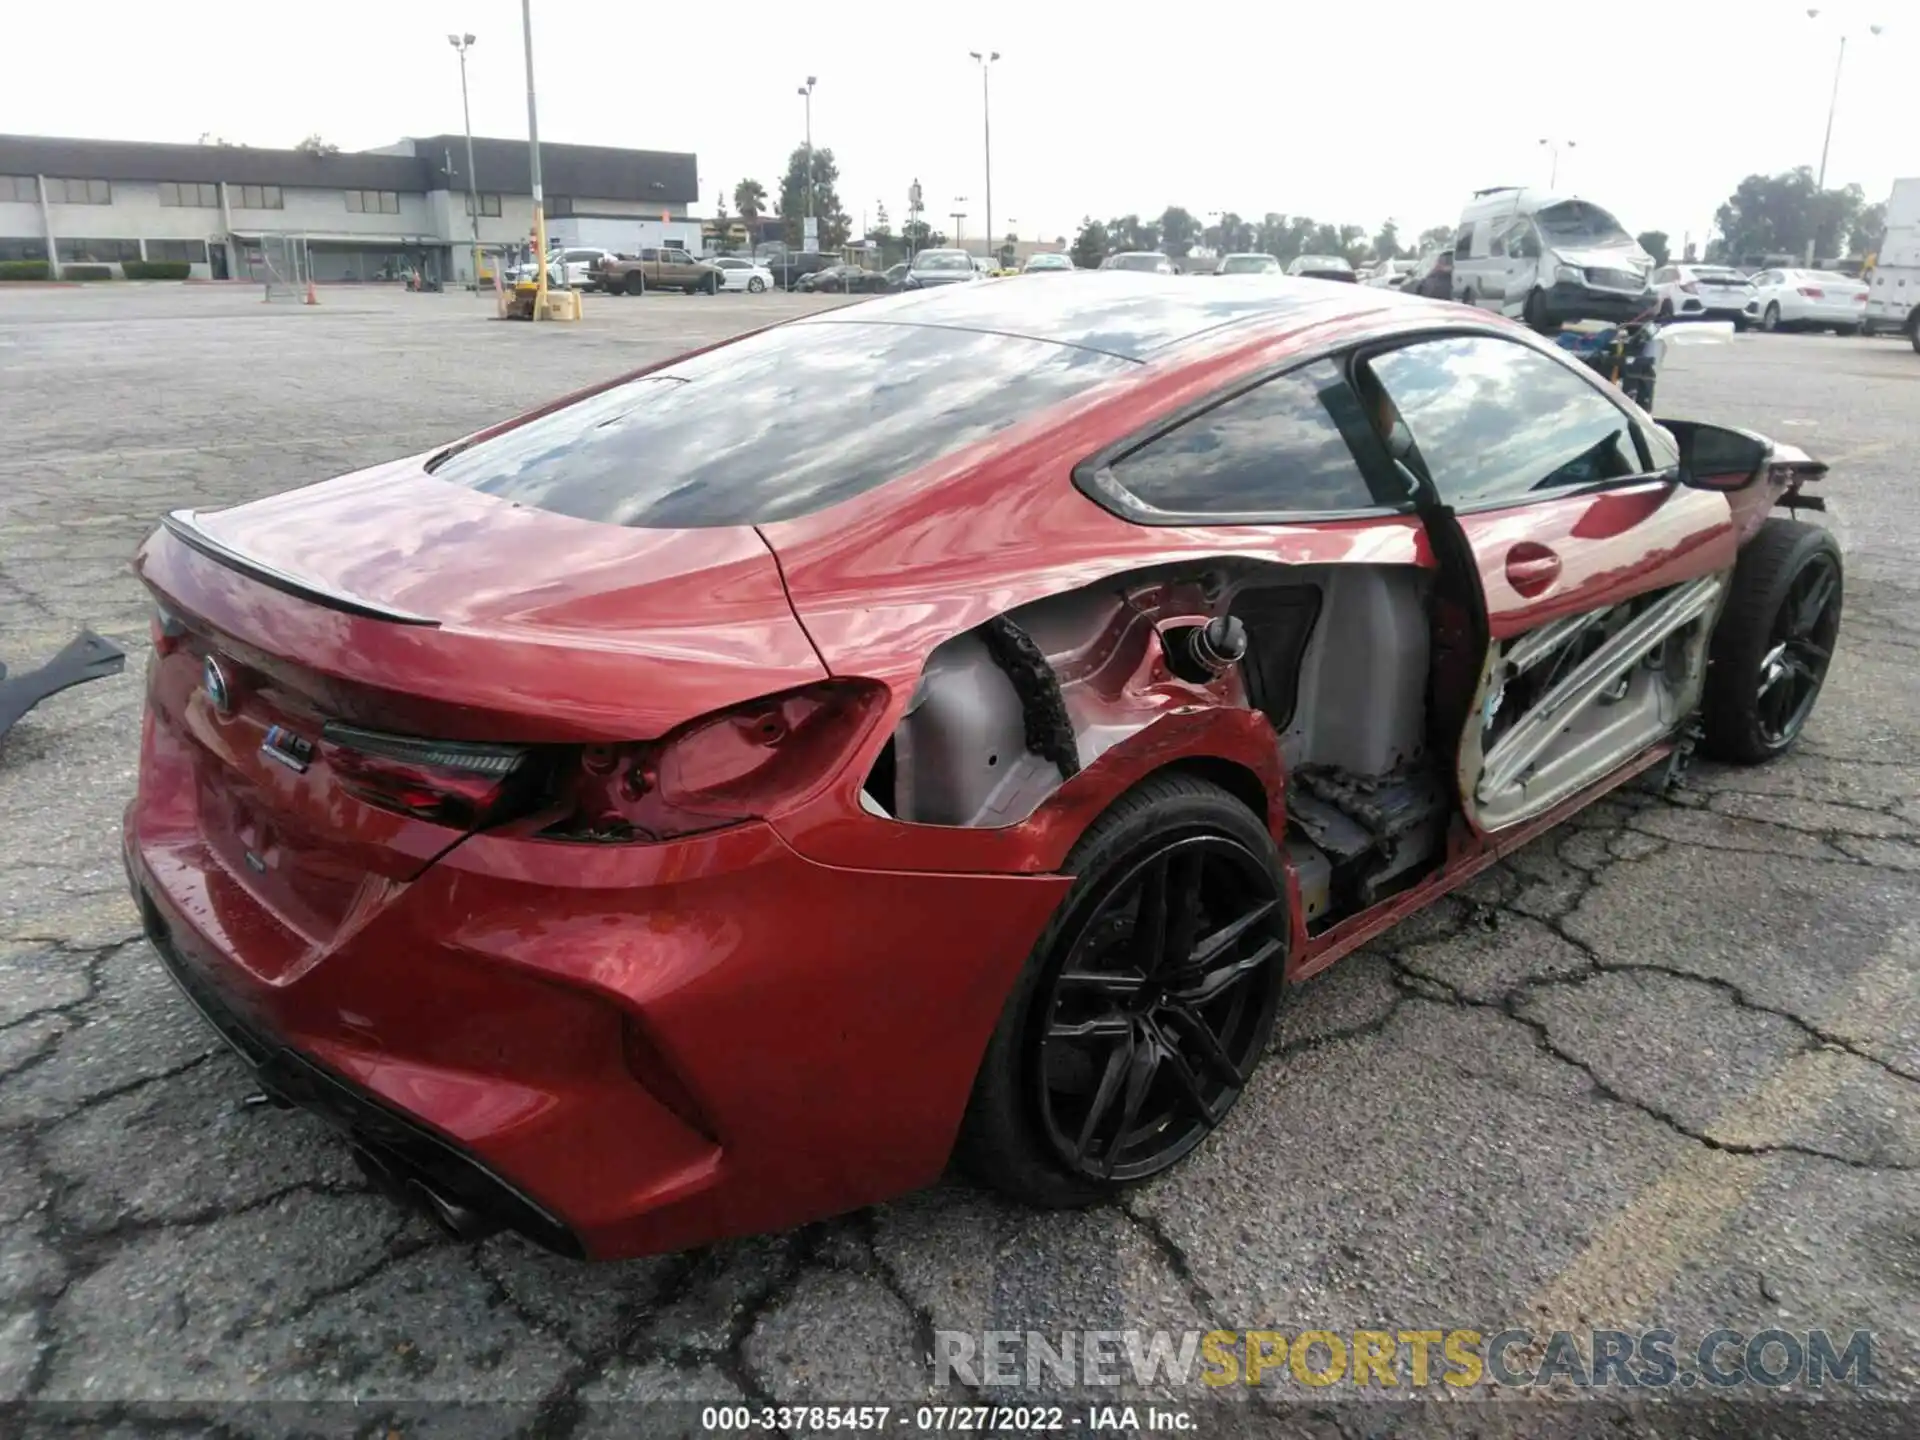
[1665,420,1769,491]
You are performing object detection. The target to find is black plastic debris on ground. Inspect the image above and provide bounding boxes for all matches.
[0,630,126,741]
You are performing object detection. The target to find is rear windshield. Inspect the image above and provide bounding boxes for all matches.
[914,252,972,271]
[429,322,1129,528]
[1220,255,1279,273]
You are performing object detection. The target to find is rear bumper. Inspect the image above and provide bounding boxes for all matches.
[124,778,1068,1258]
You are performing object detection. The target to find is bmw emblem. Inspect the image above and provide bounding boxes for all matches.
[202,655,233,715]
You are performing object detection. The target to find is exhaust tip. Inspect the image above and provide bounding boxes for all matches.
[352,1144,500,1244]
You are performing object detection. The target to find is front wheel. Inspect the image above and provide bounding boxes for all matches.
[1524,287,1553,332]
[957,773,1288,1207]
[1657,299,1675,321]
[1700,518,1843,764]
[747,275,766,293]
[1911,317,1920,354]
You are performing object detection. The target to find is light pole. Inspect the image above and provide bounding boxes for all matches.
[969,51,999,263]
[950,205,967,247]
[1805,9,1886,261]
[1537,138,1576,189]
[447,33,482,291]
[797,76,817,249]
[520,0,547,315]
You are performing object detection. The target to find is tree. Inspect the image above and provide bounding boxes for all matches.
[294,134,339,157]
[714,191,730,223]
[777,145,848,249]
[1105,214,1160,254]
[998,232,1019,268]
[1158,206,1199,258]
[902,219,947,251]
[1635,231,1670,268]
[732,178,768,222]
[1071,218,1110,270]
[1850,201,1885,258]
[1208,211,1252,255]
[1371,221,1403,262]
[1417,224,1454,252]
[1711,168,1864,264]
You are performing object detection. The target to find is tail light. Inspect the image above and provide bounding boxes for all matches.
[1680,282,1699,294]
[541,679,888,843]
[1798,286,1824,298]
[319,723,530,829]
[150,603,189,657]
[1853,292,1866,303]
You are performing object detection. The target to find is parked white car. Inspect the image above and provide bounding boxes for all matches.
[1214,253,1282,275]
[508,247,614,289]
[1651,264,1760,328]
[1748,268,1870,333]
[709,256,774,293]
[1365,259,1416,289]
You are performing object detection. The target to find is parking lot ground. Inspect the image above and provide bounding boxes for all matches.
[1,286,1916,1433]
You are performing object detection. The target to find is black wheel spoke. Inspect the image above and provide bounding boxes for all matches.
[1789,565,1837,638]
[1132,854,1171,976]
[1106,1036,1163,1178]
[1047,1012,1132,1041]
[1073,1029,1134,1164]
[1056,971,1145,998]
[1160,1001,1246,1088]
[1149,1018,1222,1126]
[1186,898,1283,971]
[1173,937,1283,1007]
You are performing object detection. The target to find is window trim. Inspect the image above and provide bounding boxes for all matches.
[1071,318,1669,529]
[1346,329,1666,517]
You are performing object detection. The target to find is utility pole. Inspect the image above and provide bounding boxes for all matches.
[969,51,999,263]
[448,33,482,291]
[520,0,547,315]
[1805,11,1886,262]
[1537,137,1575,190]
[797,76,817,249]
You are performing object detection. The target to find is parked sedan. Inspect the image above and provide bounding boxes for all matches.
[1100,251,1177,274]
[1287,254,1357,282]
[902,249,981,288]
[1748,267,1870,333]
[1214,253,1282,276]
[804,264,891,295]
[127,276,1838,1259]
[1022,252,1076,274]
[1652,264,1758,328]
[708,256,774,293]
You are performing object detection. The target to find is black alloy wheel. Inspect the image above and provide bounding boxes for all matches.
[958,774,1287,1206]
[1701,518,1843,763]
[1034,835,1282,1181]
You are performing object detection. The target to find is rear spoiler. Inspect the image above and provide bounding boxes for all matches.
[160,510,441,627]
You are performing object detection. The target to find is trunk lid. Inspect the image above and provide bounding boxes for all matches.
[132,462,825,948]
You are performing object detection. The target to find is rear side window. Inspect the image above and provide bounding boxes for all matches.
[1095,359,1399,518]
[429,322,1129,528]
[1367,335,1642,508]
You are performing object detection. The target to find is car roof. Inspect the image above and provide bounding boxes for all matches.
[791,272,1351,361]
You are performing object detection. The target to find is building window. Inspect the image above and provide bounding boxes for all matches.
[547,196,574,217]
[233,184,284,210]
[463,192,503,217]
[146,239,210,264]
[1,176,38,203]
[58,237,141,263]
[159,181,220,208]
[0,237,48,261]
[345,189,399,215]
[44,177,112,205]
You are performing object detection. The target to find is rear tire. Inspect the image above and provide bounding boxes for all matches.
[1911,314,1920,354]
[956,773,1287,1208]
[1657,299,1675,320]
[625,273,644,297]
[1700,518,1843,764]
[1761,302,1780,332]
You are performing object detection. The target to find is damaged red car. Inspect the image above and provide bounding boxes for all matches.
[125,277,1841,1258]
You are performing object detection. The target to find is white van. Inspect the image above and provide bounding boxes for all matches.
[1450,187,1654,330]
[1864,177,1919,348]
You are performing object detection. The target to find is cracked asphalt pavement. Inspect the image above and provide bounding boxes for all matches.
[1,287,1915,1435]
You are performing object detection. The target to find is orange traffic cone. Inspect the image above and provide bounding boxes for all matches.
[303,277,319,305]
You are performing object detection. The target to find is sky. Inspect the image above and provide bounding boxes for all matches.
[1,0,1910,252]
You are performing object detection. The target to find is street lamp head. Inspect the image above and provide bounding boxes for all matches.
[990,50,1000,61]
[806,75,817,86]
[969,49,981,59]
[1806,7,1820,17]
[447,33,461,45]
[1869,23,1884,35]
